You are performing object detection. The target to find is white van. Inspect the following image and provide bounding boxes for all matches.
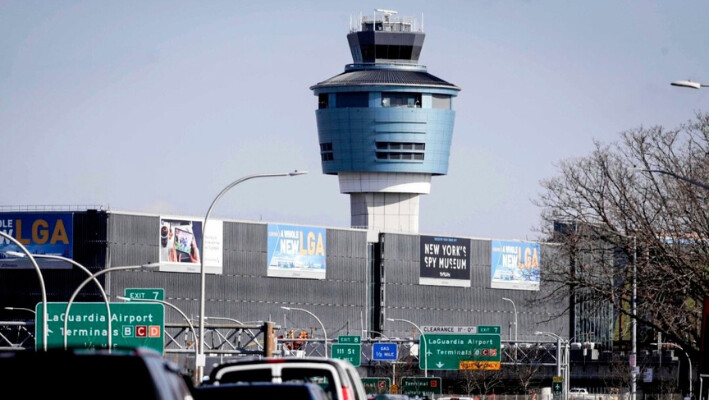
[204,356,367,400]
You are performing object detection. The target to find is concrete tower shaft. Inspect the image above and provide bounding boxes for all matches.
[311,9,460,233]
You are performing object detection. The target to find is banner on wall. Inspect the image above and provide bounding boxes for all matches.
[0,212,74,269]
[158,216,223,274]
[419,235,471,287]
[490,240,540,291]
[267,224,326,280]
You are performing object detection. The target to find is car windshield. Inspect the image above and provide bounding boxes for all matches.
[282,368,334,396]
[216,366,337,400]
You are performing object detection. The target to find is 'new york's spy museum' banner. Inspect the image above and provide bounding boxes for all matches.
[419,235,471,287]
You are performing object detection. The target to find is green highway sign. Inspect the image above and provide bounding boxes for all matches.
[124,288,165,301]
[401,377,442,397]
[477,325,501,334]
[421,333,501,370]
[338,335,361,344]
[331,343,361,366]
[35,302,165,354]
[362,377,391,394]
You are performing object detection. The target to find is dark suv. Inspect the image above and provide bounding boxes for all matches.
[0,347,195,399]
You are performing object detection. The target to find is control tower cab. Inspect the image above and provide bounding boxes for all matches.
[311,9,460,233]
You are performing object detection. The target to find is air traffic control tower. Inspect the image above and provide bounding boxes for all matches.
[310,9,460,233]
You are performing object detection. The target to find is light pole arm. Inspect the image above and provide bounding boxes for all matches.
[0,231,48,352]
[671,80,709,89]
[281,306,327,357]
[43,255,112,351]
[304,310,327,358]
[502,298,518,342]
[119,296,200,385]
[639,168,709,190]
[387,318,427,377]
[198,170,306,382]
[64,264,155,350]
[654,342,692,398]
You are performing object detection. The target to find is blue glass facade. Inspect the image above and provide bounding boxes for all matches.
[311,12,460,178]
[313,88,459,175]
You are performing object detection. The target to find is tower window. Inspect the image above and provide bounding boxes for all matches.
[381,92,421,108]
[336,92,368,108]
[432,94,451,109]
[320,142,334,161]
[374,45,413,60]
[375,152,424,161]
[374,141,425,162]
[318,94,329,109]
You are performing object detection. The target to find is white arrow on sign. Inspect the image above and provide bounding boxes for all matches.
[436,362,445,368]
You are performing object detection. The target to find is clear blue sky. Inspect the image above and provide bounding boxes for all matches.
[2,1,707,241]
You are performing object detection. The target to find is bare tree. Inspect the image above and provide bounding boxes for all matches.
[511,345,547,394]
[456,361,504,396]
[533,112,709,361]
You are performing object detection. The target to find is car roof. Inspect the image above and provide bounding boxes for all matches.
[0,347,192,400]
[209,356,353,376]
[195,382,330,400]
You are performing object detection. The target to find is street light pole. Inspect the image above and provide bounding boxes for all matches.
[117,296,199,384]
[502,297,518,361]
[609,231,638,400]
[0,231,48,351]
[197,170,306,382]
[536,331,569,400]
[652,342,693,400]
[63,263,159,350]
[7,251,113,350]
[281,306,328,357]
[501,297,518,341]
[631,235,637,400]
[387,317,427,378]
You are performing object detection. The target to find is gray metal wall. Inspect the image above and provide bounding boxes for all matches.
[105,212,371,339]
[1,210,570,349]
[378,233,569,343]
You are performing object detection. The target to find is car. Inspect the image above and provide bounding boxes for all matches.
[570,388,590,399]
[0,346,195,400]
[204,356,367,400]
[436,397,473,400]
[193,381,330,400]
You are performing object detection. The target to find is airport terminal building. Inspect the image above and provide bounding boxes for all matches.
[0,208,568,372]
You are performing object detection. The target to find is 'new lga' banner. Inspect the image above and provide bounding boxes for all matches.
[267,224,326,280]
[0,212,74,269]
[490,240,540,291]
